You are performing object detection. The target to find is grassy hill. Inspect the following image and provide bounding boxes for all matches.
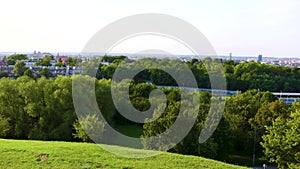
[0,139,247,169]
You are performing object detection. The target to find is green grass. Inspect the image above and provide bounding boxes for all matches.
[0,139,247,169]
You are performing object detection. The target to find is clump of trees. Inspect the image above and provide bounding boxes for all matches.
[13,61,27,76]
[261,103,300,169]
[0,76,96,140]
[89,57,300,92]
[6,54,28,65]
[0,76,76,140]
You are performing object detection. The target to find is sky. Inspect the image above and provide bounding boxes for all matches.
[0,0,299,57]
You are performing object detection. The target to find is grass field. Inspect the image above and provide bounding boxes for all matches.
[0,139,248,169]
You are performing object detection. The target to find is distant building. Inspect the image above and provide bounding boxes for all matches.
[258,55,263,62]
[272,60,280,66]
[50,60,56,66]
[27,51,52,59]
[24,60,37,67]
[55,55,68,63]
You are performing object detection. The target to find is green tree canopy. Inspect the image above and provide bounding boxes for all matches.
[261,109,300,169]
[35,55,53,66]
[13,61,27,77]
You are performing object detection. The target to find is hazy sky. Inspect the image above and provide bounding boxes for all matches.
[0,0,299,57]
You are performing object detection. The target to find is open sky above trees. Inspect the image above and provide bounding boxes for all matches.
[0,0,299,57]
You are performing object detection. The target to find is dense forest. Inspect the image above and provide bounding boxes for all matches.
[94,56,300,92]
[0,56,299,168]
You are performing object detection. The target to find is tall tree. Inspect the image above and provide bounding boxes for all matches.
[13,61,27,77]
[38,68,52,78]
[261,109,300,169]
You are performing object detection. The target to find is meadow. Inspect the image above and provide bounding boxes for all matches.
[0,139,247,169]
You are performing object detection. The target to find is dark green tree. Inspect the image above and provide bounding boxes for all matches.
[38,68,52,78]
[13,61,27,76]
[35,55,52,66]
[23,69,34,78]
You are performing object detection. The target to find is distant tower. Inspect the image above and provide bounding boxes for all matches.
[229,53,232,60]
[258,54,263,62]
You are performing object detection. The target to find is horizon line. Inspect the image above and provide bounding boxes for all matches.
[0,51,299,58]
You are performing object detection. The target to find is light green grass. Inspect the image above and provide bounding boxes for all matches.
[0,139,247,169]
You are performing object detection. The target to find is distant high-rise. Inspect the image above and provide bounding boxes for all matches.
[229,53,232,60]
[258,54,263,62]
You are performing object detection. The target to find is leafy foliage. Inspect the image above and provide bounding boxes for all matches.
[1,56,300,167]
[93,57,300,92]
[73,114,106,143]
[38,68,53,78]
[261,109,300,168]
[35,55,53,66]
[13,61,27,76]
[6,54,28,65]
[0,115,10,137]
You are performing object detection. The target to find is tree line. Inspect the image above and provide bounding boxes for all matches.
[0,56,299,168]
[92,57,300,92]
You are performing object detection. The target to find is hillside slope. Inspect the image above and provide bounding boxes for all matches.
[0,139,247,169]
